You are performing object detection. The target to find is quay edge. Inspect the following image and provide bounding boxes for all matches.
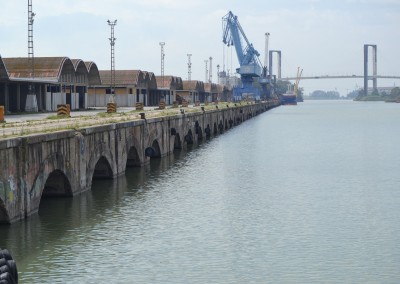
[0,101,279,224]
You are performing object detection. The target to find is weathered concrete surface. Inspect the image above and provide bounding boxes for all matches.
[0,102,278,223]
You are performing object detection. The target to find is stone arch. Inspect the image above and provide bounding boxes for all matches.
[0,198,9,224]
[147,127,164,156]
[145,139,162,158]
[213,122,218,135]
[87,147,115,187]
[151,139,161,158]
[93,156,114,180]
[42,170,73,198]
[29,152,77,214]
[174,133,182,149]
[121,132,143,173]
[126,146,141,167]
[184,129,194,145]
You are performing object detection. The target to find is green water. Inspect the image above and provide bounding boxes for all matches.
[1,100,399,283]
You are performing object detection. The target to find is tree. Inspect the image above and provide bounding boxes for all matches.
[390,87,400,96]
[275,80,291,95]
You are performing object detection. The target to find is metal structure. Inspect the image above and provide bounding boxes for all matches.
[26,0,38,112]
[160,42,165,87]
[294,67,303,99]
[204,60,208,82]
[28,0,35,79]
[107,19,117,101]
[209,56,213,83]
[216,64,220,84]
[364,44,377,95]
[264,33,270,69]
[222,11,264,100]
[187,54,192,81]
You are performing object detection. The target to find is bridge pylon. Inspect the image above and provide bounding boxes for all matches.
[364,44,377,95]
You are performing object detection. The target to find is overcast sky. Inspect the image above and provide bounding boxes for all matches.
[1,0,399,95]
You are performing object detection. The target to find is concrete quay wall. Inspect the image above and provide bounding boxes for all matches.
[0,102,278,223]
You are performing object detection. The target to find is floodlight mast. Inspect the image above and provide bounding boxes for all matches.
[160,42,165,88]
[187,54,192,81]
[108,19,117,102]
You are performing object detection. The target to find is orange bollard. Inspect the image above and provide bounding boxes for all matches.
[0,106,4,122]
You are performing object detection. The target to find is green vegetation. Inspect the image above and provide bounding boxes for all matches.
[354,87,400,102]
[305,90,341,100]
[47,114,71,119]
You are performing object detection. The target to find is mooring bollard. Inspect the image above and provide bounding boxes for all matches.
[140,112,146,119]
[0,106,4,122]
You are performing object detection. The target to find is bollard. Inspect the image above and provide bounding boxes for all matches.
[135,102,144,111]
[139,112,146,119]
[57,104,70,116]
[0,106,4,123]
[107,102,117,113]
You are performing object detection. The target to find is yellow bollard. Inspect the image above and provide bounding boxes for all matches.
[107,102,117,113]
[57,104,68,116]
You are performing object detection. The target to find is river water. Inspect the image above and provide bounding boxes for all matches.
[1,100,399,283]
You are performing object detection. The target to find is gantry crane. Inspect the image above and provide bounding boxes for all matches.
[222,11,267,101]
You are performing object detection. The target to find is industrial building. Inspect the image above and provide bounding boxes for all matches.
[0,55,232,113]
[0,56,101,112]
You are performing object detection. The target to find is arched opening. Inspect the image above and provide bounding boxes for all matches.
[0,199,9,224]
[184,129,194,145]
[145,140,162,158]
[218,120,224,134]
[205,124,211,139]
[42,170,73,197]
[152,140,161,158]
[93,156,113,180]
[126,147,141,167]
[174,133,182,149]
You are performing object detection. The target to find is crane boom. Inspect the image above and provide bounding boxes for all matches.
[222,11,262,77]
[222,11,264,101]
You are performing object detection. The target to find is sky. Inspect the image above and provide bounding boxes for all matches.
[1,0,399,96]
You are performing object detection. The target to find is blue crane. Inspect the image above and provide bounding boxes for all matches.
[222,11,265,100]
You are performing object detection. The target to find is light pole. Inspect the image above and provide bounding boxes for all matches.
[204,60,208,82]
[217,64,220,84]
[26,0,38,112]
[107,19,117,103]
[160,42,165,87]
[187,54,192,81]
